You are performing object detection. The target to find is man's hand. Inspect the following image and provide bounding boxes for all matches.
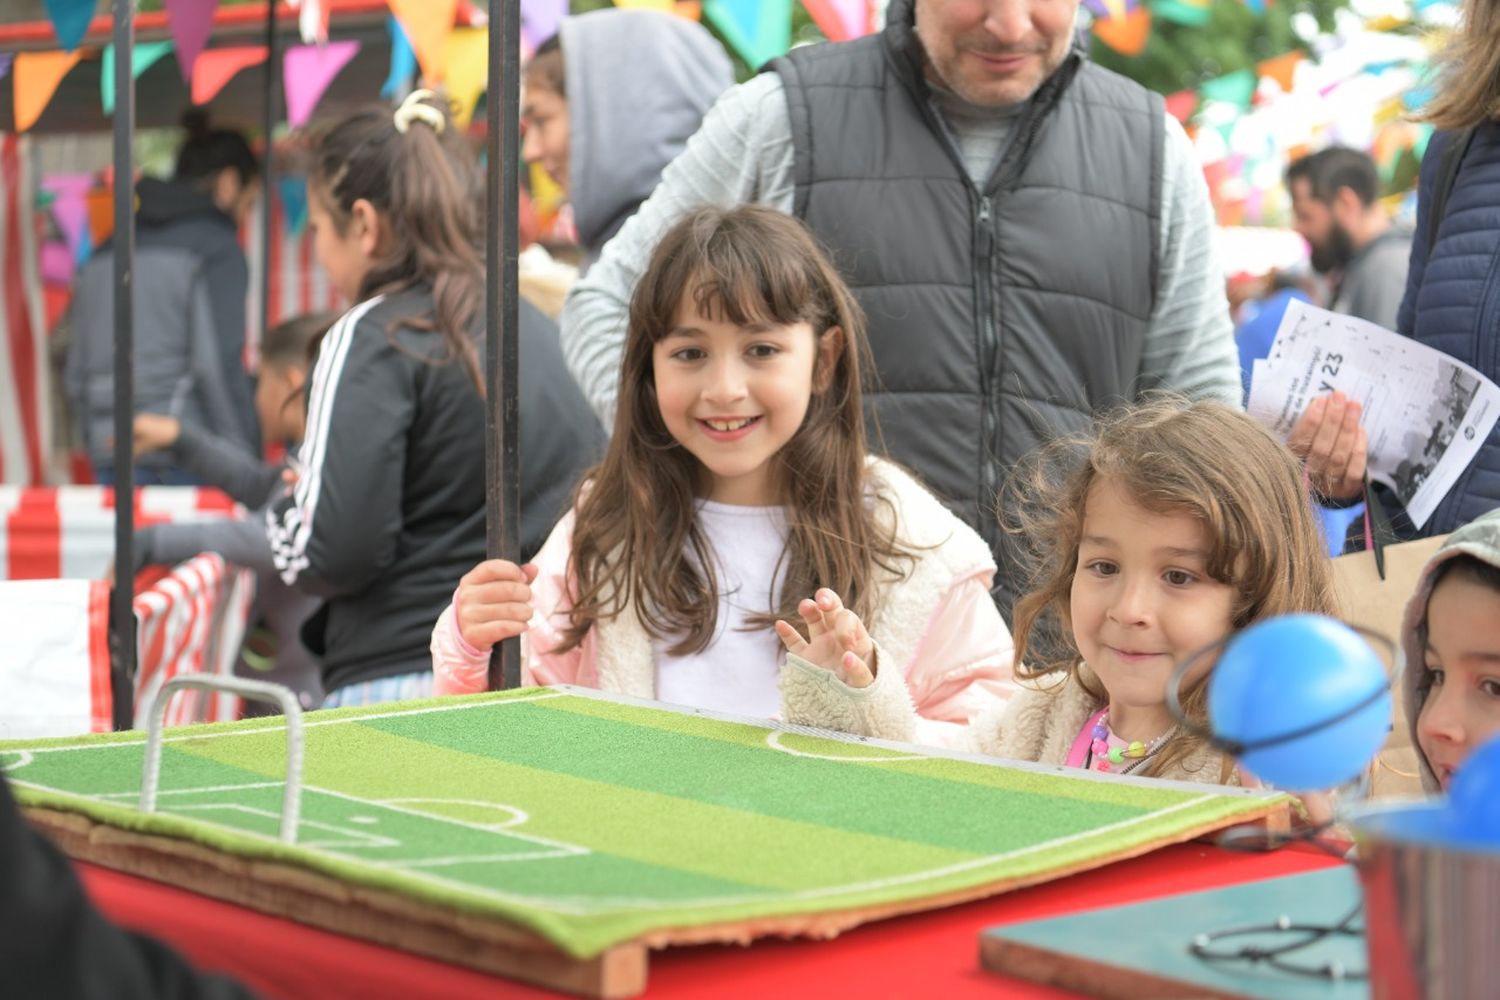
[132,414,182,459]
[1287,391,1368,502]
[775,588,877,688]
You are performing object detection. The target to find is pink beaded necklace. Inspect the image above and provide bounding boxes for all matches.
[1087,707,1174,775]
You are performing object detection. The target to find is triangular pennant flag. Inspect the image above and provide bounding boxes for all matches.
[1164,89,1197,124]
[614,0,676,9]
[164,0,221,83]
[283,41,359,128]
[190,45,267,106]
[387,0,458,84]
[1149,0,1210,26]
[277,176,309,236]
[101,40,174,116]
[799,0,872,41]
[381,16,417,100]
[1256,50,1302,92]
[1092,6,1150,55]
[443,27,488,130]
[85,187,114,246]
[1200,68,1256,111]
[13,50,84,133]
[42,173,94,265]
[521,0,567,44]
[1243,0,1269,13]
[43,0,96,53]
[704,0,792,69]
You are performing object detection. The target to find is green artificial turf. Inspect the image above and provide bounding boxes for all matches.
[2,687,1285,958]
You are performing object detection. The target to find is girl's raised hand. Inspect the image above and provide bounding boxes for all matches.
[455,559,539,652]
[775,588,876,688]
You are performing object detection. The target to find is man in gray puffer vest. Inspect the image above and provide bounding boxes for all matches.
[561,0,1241,614]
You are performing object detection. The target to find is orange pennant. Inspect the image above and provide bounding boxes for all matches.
[191,46,268,106]
[85,187,115,246]
[1256,50,1302,92]
[1092,7,1151,57]
[387,0,458,84]
[13,49,84,132]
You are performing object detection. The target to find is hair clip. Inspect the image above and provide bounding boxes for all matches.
[393,89,446,135]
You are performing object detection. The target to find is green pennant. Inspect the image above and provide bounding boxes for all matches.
[1149,0,1212,26]
[101,40,175,116]
[1200,68,1257,111]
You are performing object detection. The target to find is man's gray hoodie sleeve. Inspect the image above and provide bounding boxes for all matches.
[170,423,283,509]
[137,517,277,575]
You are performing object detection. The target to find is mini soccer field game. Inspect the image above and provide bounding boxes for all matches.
[2,686,1290,997]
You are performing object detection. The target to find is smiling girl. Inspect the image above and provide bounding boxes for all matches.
[782,398,1340,783]
[432,206,1014,742]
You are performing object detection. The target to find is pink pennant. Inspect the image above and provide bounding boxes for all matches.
[283,41,360,128]
[165,0,221,83]
[800,0,871,41]
[42,173,93,261]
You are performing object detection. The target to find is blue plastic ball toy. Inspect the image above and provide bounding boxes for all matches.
[1445,732,1500,847]
[1207,614,1390,792]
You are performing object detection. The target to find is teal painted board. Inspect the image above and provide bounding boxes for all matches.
[981,866,1367,1000]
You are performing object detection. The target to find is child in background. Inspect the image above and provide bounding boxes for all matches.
[1401,508,1500,792]
[131,312,335,708]
[782,399,1340,784]
[269,90,602,708]
[433,205,1014,743]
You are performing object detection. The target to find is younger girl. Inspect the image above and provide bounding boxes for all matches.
[1401,507,1500,792]
[433,205,1013,744]
[782,398,1340,784]
[268,91,600,708]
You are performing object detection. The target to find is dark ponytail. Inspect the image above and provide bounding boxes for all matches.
[304,94,484,393]
[175,110,259,188]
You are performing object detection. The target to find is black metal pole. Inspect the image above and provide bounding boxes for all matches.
[261,0,281,345]
[485,0,521,690]
[110,0,137,729]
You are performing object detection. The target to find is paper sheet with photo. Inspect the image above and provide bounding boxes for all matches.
[1247,300,1500,528]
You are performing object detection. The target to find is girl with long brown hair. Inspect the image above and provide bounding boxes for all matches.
[782,398,1340,784]
[433,205,1014,743]
[266,91,601,708]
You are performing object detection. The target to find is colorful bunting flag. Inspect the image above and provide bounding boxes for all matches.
[13,51,83,133]
[283,40,359,128]
[387,0,458,84]
[1149,0,1210,26]
[1092,7,1150,55]
[381,16,417,100]
[521,0,567,45]
[43,0,96,54]
[41,173,94,269]
[101,41,175,117]
[1164,89,1197,124]
[85,186,113,246]
[164,0,221,82]
[1256,50,1302,92]
[704,0,792,69]
[800,0,872,41]
[190,46,268,106]
[288,0,331,45]
[277,176,309,236]
[443,27,488,130]
[1243,0,1269,14]
[1200,69,1256,111]
[614,0,676,10]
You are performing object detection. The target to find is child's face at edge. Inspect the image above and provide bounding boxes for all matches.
[1069,477,1237,741]
[1418,573,1500,791]
[651,294,833,506]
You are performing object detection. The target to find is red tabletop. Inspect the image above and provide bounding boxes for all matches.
[78,841,1342,998]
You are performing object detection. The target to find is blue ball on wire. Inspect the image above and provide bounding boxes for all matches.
[1207,614,1390,792]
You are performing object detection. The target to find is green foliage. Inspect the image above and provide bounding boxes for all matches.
[1089,0,1346,96]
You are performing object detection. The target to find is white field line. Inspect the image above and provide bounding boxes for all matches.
[0,750,33,771]
[165,803,400,848]
[14,689,568,753]
[765,729,922,763]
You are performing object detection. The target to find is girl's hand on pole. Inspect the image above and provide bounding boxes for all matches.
[455,560,538,652]
[775,587,876,688]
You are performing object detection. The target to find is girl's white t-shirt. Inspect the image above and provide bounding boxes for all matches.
[652,500,789,718]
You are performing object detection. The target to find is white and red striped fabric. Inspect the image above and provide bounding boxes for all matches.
[0,132,52,486]
[133,552,254,728]
[243,190,344,370]
[0,578,110,739]
[0,485,238,581]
